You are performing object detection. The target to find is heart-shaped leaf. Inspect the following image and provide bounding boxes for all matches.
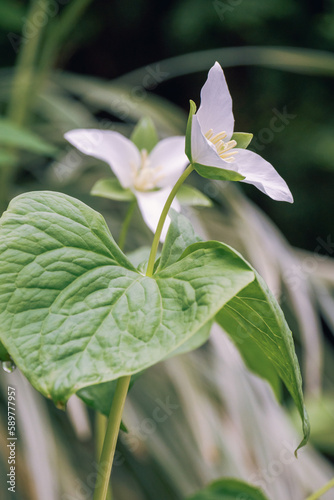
[78,214,208,416]
[0,191,254,406]
[186,478,270,500]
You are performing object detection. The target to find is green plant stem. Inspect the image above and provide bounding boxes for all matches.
[305,478,334,500]
[92,375,130,500]
[95,412,112,500]
[92,165,194,500]
[146,163,194,277]
[118,200,136,251]
[94,199,135,500]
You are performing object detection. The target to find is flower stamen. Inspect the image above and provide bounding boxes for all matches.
[132,149,165,191]
[205,129,238,162]
[211,131,228,145]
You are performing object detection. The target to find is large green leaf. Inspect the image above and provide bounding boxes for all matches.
[77,213,208,416]
[217,273,310,450]
[77,318,213,417]
[187,478,269,500]
[0,191,254,407]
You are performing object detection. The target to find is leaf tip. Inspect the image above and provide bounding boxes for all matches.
[295,407,310,456]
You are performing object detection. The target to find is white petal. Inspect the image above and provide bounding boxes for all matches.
[149,136,188,188]
[196,62,234,140]
[191,115,238,170]
[65,129,140,188]
[234,149,293,202]
[136,188,180,242]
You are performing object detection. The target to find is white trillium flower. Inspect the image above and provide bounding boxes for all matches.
[64,129,188,240]
[191,62,293,202]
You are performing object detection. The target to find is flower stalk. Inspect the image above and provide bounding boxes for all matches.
[305,478,334,500]
[92,375,131,500]
[92,162,194,500]
[146,163,194,277]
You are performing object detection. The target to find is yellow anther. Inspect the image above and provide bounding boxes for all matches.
[205,129,214,140]
[211,131,227,144]
[205,129,238,163]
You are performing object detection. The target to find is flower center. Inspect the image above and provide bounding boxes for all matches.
[131,149,165,191]
[205,129,237,163]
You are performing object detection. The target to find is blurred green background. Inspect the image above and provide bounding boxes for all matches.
[1,0,334,249]
[0,1,334,499]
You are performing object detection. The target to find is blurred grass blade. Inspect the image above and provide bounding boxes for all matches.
[7,0,50,126]
[38,0,94,77]
[0,119,57,156]
[116,47,334,87]
[56,72,186,135]
[0,149,18,168]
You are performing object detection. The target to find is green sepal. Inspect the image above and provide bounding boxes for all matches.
[130,116,158,153]
[187,478,270,500]
[194,163,245,182]
[185,100,197,162]
[177,184,213,207]
[90,178,135,201]
[231,132,253,149]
